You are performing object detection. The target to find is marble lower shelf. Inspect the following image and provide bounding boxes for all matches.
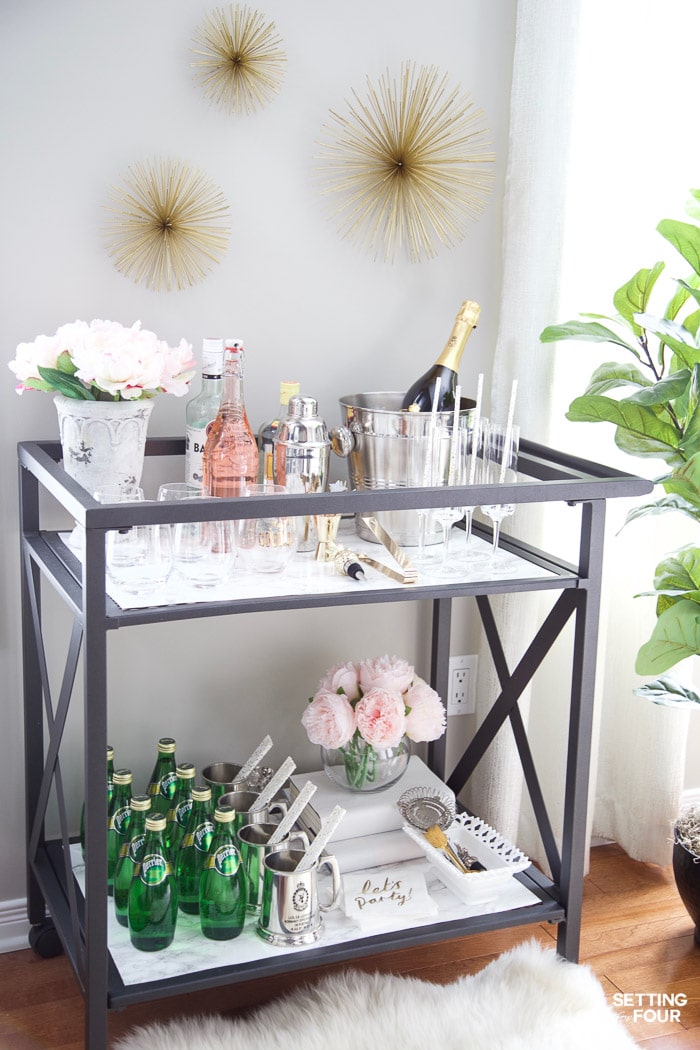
[70,845,540,987]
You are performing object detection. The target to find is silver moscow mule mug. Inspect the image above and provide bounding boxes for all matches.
[257,847,341,946]
[217,789,288,834]
[236,823,309,914]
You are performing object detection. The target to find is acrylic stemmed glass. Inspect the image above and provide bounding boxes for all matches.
[411,424,450,568]
[454,416,488,566]
[480,423,520,563]
[430,415,473,578]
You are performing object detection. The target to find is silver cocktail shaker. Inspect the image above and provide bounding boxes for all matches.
[274,395,330,551]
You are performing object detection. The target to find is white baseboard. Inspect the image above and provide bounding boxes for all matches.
[0,898,30,954]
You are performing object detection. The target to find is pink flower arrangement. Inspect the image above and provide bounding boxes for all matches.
[9,319,196,401]
[303,655,446,751]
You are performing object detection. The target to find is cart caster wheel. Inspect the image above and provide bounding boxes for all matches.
[29,921,63,958]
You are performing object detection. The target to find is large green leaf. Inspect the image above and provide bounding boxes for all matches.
[635,598,700,674]
[582,361,651,396]
[635,313,700,368]
[633,675,700,708]
[566,395,680,461]
[615,427,685,466]
[675,280,700,311]
[37,367,94,400]
[657,217,700,278]
[623,495,700,528]
[665,273,700,323]
[653,545,700,594]
[540,320,640,355]
[662,467,700,513]
[613,264,665,334]
[623,369,690,407]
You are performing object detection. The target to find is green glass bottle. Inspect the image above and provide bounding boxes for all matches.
[165,762,196,862]
[107,769,132,896]
[80,744,114,860]
[199,805,247,941]
[128,813,178,952]
[147,737,177,816]
[176,785,214,915]
[113,794,151,927]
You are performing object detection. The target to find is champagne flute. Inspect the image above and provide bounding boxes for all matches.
[480,422,520,563]
[456,416,489,566]
[430,411,472,577]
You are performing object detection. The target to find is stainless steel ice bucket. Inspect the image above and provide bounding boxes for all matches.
[335,392,476,545]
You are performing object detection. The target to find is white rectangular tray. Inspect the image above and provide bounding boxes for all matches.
[402,813,530,903]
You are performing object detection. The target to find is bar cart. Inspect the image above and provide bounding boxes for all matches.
[18,435,652,1050]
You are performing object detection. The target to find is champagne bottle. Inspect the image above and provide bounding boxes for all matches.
[202,340,259,497]
[258,380,300,483]
[199,805,247,940]
[176,785,215,915]
[113,794,151,927]
[128,814,178,952]
[401,300,481,412]
[80,744,114,860]
[146,737,177,816]
[107,769,132,896]
[184,338,224,487]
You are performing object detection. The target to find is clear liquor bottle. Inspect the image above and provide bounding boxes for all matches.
[258,380,300,483]
[128,814,178,952]
[199,805,247,940]
[184,337,224,487]
[113,794,151,927]
[202,340,259,497]
[146,737,177,816]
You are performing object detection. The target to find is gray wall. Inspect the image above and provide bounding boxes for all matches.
[0,0,517,917]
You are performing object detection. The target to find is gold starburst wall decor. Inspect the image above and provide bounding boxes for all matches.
[103,158,231,292]
[191,4,286,115]
[316,63,496,263]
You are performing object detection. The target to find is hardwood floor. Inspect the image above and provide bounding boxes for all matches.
[0,843,697,1048]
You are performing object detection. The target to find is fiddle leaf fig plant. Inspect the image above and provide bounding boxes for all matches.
[540,189,700,705]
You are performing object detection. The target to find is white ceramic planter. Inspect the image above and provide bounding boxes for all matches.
[54,394,154,496]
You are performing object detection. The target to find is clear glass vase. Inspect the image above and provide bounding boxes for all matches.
[321,735,410,793]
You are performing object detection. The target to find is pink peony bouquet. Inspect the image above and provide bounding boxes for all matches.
[9,318,196,401]
[302,655,446,789]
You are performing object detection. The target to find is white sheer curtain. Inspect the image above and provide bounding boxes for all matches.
[465,0,583,856]
[466,0,693,867]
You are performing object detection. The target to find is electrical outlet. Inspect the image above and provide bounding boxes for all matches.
[447,655,477,716]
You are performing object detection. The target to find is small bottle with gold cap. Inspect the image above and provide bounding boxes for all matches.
[165,762,197,862]
[199,804,247,940]
[113,794,151,927]
[107,769,133,896]
[177,785,215,915]
[128,813,178,951]
[146,737,177,816]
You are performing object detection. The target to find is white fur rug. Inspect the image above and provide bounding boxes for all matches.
[114,940,638,1050]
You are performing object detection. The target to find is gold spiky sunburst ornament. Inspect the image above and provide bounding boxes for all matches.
[316,63,495,263]
[103,158,231,292]
[191,4,286,115]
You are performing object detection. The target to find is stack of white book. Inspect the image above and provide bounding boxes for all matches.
[289,756,455,874]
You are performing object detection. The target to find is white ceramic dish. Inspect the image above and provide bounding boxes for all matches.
[402,812,530,903]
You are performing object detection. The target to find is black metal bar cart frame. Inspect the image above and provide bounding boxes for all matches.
[17,436,652,1050]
